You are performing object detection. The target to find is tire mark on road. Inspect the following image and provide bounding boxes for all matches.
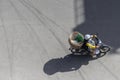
[77,69,86,80]
[0,18,13,80]
[97,59,120,80]
[25,0,70,34]
[8,0,50,66]
[8,2,62,80]
[8,1,58,80]
[18,0,69,55]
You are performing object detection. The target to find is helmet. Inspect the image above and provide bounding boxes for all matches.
[85,34,91,40]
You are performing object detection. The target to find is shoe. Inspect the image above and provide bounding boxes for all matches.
[92,55,97,58]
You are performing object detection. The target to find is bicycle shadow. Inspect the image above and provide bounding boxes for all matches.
[43,54,96,75]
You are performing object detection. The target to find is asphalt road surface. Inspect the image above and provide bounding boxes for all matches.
[0,0,120,80]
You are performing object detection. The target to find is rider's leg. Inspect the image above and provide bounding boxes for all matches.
[89,49,97,58]
[91,49,100,58]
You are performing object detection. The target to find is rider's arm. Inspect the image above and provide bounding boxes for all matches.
[86,43,96,49]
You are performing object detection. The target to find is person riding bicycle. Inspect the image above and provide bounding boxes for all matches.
[83,34,101,57]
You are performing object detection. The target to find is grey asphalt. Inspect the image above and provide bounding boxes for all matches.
[0,0,120,80]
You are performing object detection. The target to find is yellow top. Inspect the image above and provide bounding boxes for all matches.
[86,43,96,49]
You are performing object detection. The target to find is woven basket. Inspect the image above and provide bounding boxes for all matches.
[68,31,84,49]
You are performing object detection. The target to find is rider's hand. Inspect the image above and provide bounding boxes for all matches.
[93,35,97,38]
[96,46,99,48]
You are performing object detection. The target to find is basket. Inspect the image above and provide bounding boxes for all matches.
[68,31,84,49]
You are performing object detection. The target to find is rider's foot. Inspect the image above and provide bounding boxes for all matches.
[90,52,97,58]
[92,55,97,58]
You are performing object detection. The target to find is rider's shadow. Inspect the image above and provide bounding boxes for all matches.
[43,54,96,75]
